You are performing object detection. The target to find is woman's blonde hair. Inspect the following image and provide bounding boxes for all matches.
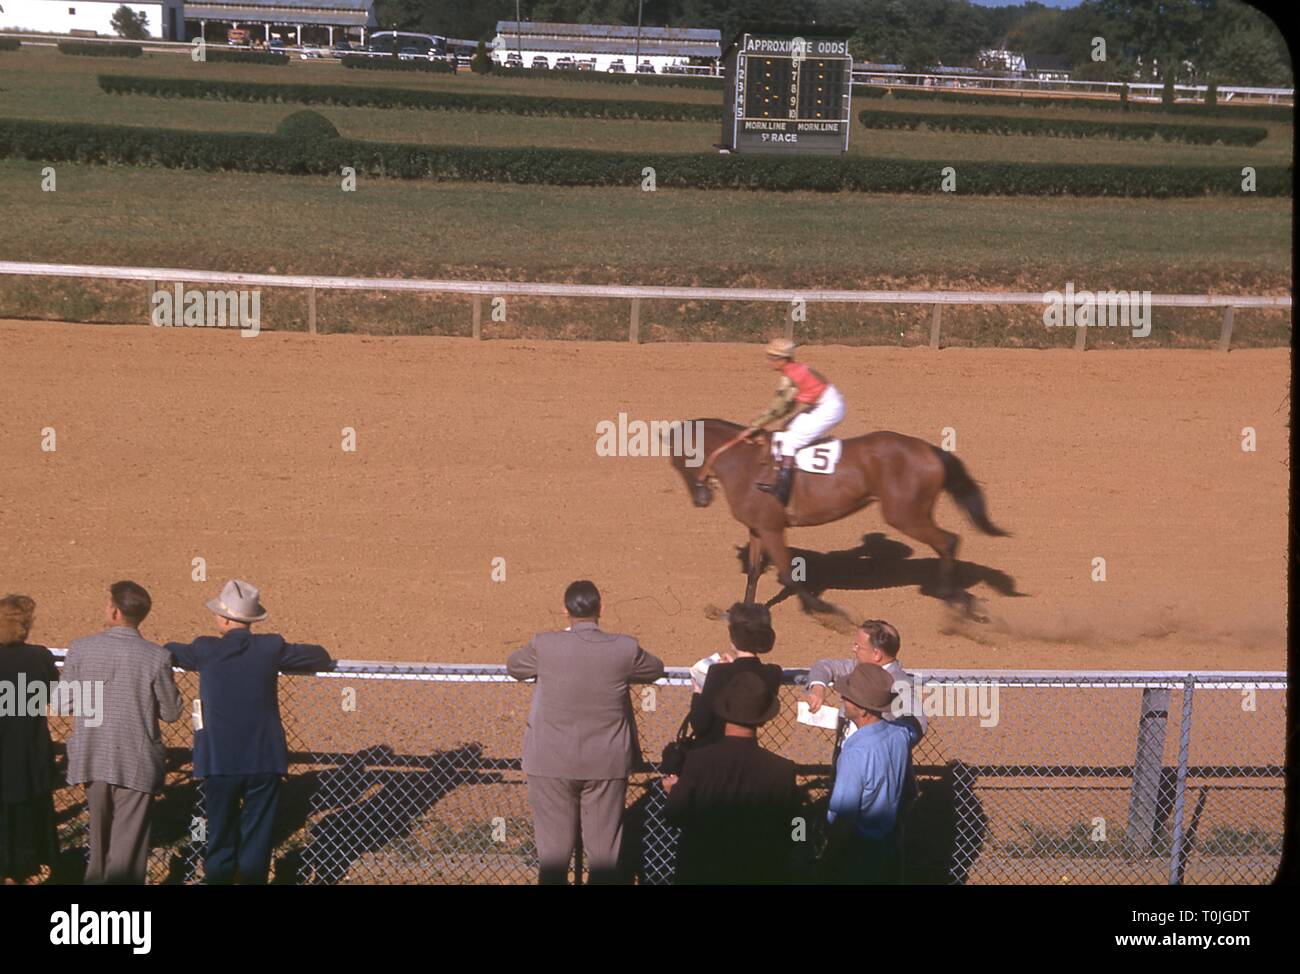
[0,594,36,646]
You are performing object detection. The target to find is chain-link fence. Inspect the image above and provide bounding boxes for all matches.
[44,663,1284,885]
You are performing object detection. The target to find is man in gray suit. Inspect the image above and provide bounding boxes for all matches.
[507,580,664,885]
[63,581,183,884]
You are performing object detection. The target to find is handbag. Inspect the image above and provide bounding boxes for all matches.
[658,707,698,776]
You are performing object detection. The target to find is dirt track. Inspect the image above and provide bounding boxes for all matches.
[0,320,1288,672]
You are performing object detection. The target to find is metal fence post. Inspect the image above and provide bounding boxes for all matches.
[629,297,641,343]
[1125,687,1171,855]
[929,304,942,348]
[1168,677,1195,885]
[1217,306,1235,353]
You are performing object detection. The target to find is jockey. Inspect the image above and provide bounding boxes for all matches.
[744,339,845,505]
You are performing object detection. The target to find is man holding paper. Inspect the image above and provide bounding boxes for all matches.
[804,619,925,740]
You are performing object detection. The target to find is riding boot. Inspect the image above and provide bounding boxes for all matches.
[757,457,795,504]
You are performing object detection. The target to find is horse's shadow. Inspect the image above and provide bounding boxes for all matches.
[739,532,1025,610]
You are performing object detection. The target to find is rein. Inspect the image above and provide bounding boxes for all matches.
[694,431,760,486]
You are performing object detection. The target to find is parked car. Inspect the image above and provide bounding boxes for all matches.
[577,58,596,71]
[607,58,626,72]
[330,41,354,57]
[635,60,655,73]
[299,46,327,59]
[555,56,576,70]
[269,38,286,50]
[530,55,549,69]
[502,52,523,69]
[398,46,432,61]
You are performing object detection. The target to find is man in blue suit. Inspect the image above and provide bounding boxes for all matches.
[167,579,333,885]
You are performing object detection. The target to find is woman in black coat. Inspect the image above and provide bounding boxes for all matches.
[687,602,783,746]
[0,594,60,885]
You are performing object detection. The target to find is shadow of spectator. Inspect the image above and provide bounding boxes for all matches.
[295,742,504,885]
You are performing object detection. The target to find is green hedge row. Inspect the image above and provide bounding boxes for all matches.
[0,38,22,51]
[340,55,455,73]
[0,116,1288,197]
[204,49,289,65]
[886,86,1293,123]
[857,84,888,98]
[500,65,723,89]
[98,74,721,121]
[857,108,1268,145]
[58,41,142,58]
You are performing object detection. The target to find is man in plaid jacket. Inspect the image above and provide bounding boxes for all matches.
[63,581,184,884]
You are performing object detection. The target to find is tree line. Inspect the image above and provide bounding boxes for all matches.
[370,0,1291,86]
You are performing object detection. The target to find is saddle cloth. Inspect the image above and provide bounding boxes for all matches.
[770,435,843,474]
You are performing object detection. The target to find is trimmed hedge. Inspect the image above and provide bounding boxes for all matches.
[500,65,723,89]
[0,116,1289,197]
[340,55,455,73]
[204,49,289,65]
[857,84,888,99]
[0,38,22,52]
[885,86,1293,123]
[857,108,1268,146]
[58,41,142,58]
[98,74,721,122]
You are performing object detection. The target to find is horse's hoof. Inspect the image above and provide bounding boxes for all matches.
[703,604,726,621]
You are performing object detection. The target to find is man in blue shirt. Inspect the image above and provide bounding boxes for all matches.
[166,579,332,885]
[824,663,919,883]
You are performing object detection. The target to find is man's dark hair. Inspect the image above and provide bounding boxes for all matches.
[859,619,900,657]
[110,580,152,625]
[564,580,601,619]
[728,601,775,654]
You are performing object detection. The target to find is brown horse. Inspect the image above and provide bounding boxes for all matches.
[668,419,1008,618]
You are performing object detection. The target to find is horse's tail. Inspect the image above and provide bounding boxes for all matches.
[932,446,1010,537]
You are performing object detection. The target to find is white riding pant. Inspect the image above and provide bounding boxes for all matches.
[781,385,845,456]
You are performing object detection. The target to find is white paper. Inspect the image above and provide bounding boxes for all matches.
[689,653,722,693]
[797,700,841,729]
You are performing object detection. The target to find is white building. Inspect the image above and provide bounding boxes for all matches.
[0,0,183,39]
[491,21,720,72]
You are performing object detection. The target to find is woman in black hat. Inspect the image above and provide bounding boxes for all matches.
[687,602,783,747]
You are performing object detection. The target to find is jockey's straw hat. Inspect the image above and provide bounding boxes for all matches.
[765,338,796,359]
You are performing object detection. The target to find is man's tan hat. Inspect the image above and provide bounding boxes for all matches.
[206,579,269,623]
[838,663,897,713]
[765,338,796,359]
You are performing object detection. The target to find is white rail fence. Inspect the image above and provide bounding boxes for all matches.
[852,70,1295,106]
[0,260,1291,350]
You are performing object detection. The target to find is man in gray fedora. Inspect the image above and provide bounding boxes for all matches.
[63,580,184,884]
[166,579,333,885]
[507,580,664,885]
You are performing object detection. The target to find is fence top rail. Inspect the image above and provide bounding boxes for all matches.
[1,262,1291,310]
[45,650,1286,687]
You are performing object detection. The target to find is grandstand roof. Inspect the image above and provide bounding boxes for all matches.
[185,0,375,27]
